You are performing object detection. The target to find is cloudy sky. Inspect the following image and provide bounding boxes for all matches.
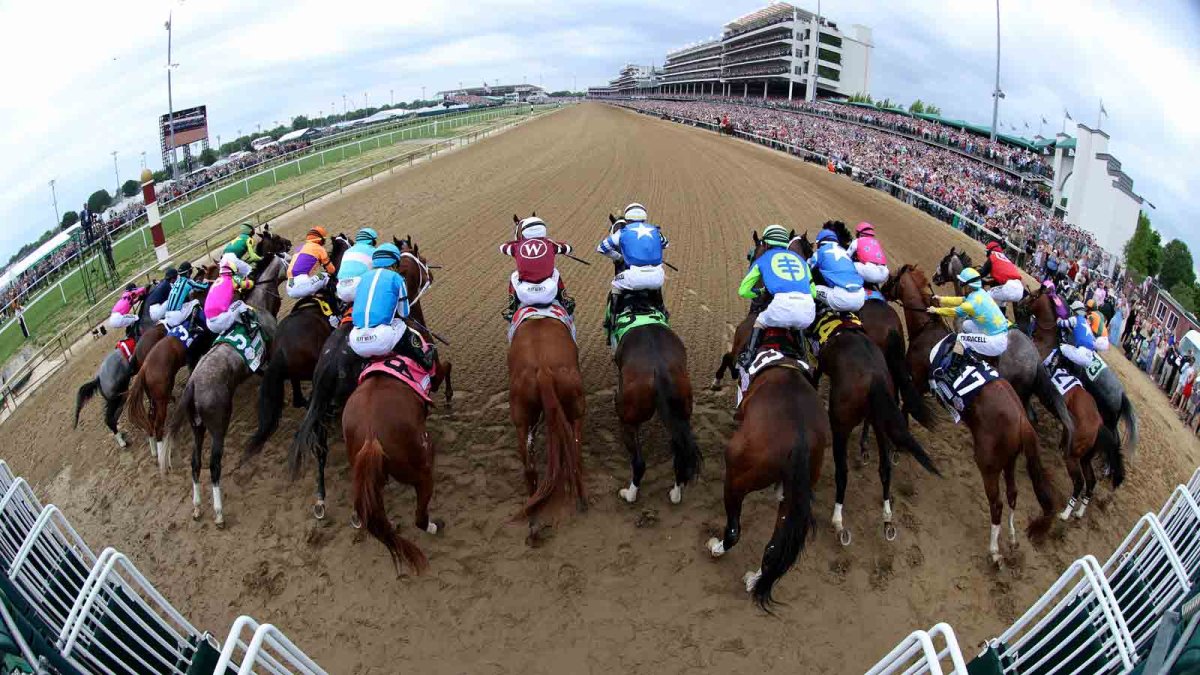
[1,0,1197,264]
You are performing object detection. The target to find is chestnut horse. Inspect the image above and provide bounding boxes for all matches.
[129,264,216,375]
[886,265,1056,564]
[508,312,586,542]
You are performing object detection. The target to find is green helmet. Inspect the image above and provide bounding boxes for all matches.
[761,225,790,248]
[240,223,254,236]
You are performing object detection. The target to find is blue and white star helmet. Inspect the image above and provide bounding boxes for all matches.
[623,203,647,222]
[816,229,839,244]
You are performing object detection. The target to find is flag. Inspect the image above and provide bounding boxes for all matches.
[1041,116,1048,125]
[1024,121,1030,129]
[1100,100,1108,117]
[1064,108,1072,120]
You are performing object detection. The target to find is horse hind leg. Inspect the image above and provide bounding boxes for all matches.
[1060,453,1085,522]
[414,464,442,535]
[831,427,852,546]
[210,429,227,528]
[190,423,205,520]
[617,423,645,504]
[985,469,1004,566]
[876,430,896,541]
[711,353,733,390]
[707,475,746,558]
[1076,449,1098,519]
[291,378,308,408]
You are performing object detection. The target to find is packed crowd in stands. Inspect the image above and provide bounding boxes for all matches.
[723,45,793,66]
[722,63,790,78]
[445,94,499,107]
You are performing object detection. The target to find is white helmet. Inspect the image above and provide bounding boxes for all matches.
[219,252,239,272]
[514,216,547,241]
[623,203,647,222]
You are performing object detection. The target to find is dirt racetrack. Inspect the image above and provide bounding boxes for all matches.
[10,102,1200,673]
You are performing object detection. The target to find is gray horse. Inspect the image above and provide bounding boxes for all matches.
[932,248,1075,451]
[74,349,133,448]
[169,253,285,527]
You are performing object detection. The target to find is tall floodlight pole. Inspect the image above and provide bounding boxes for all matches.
[49,180,60,226]
[990,0,1003,142]
[165,12,178,177]
[364,92,368,109]
[111,151,120,196]
[390,89,394,106]
[140,151,147,170]
[342,94,347,115]
[421,86,426,102]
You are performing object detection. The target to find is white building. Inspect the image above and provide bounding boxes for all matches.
[587,64,661,98]
[661,39,723,96]
[1050,123,1145,257]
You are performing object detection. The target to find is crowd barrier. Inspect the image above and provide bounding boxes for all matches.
[865,465,1200,674]
[0,459,324,673]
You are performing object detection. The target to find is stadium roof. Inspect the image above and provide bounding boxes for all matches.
[726,3,794,31]
[0,224,81,290]
[277,128,310,143]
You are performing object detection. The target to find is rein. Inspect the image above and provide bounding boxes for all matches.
[401,252,433,308]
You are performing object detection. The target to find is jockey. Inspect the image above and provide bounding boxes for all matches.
[929,267,1010,359]
[336,228,378,303]
[204,253,256,334]
[1086,299,1110,351]
[597,202,669,318]
[736,225,816,370]
[350,243,436,368]
[500,216,575,320]
[287,226,336,299]
[1058,300,1098,369]
[162,261,210,328]
[980,241,1024,307]
[846,222,889,286]
[108,283,146,331]
[808,228,865,312]
[145,268,176,322]
[222,223,262,277]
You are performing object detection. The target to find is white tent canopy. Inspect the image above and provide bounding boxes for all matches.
[0,223,81,290]
[1180,330,1200,358]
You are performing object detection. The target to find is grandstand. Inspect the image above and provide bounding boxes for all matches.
[661,39,723,95]
[587,64,661,98]
[436,83,545,102]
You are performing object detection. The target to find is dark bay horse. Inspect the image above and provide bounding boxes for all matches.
[245,234,350,456]
[1020,286,1139,461]
[886,266,1057,564]
[129,264,216,374]
[290,237,450,520]
[706,355,829,608]
[168,254,287,527]
[74,350,133,449]
[791,233,939,544]
[508,314,586,542]
[614,322,701,506]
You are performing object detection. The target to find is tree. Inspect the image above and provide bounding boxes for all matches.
[876,97,898,110]
[909,99,926,114]
[152,169,170,182]
[199,147,218,166]
[847,92,874,105]
[1170,283,1197,314]
[1160,238,1196,291]
[121,179,140,198]
[291,115,310,130]
[86,189,112,214]
[60,211,78,229]
[1123,211,1162,278]
[925,103,942,115]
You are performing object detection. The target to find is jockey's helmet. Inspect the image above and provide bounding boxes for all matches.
[164,267,178,281]
[1041,278,1055,290]
[1070,300,1086,313]
[1086,299,1096,310]
[610,218,627,237]
[761,225,790,248]
[219,252,239,273]
[987,241,1003,253]
[855,222,875,237]
[178,261,192,275]
[957,267,983,290]
[125,283,137,292]
[515,217,547,241]
[240,223,255,236]
[816,229,838,244]
[355,228,378,245]
[372,243,402,268]
[623,203,647,222]
[306,226,328,243]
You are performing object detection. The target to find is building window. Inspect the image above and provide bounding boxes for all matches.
[818,47,841,64]
[1168,313,1180,332]
[1156,300,1167,320]
[819,32,842,48]
[817,64,840,81]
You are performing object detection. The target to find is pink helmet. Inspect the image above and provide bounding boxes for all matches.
[1042,278,1056,290]
[855,222,876,236]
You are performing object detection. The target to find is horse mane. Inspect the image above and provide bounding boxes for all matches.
[830,220,852,246]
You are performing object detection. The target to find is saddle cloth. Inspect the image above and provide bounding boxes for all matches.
[864,289,886,303]
[166,318,200,349]
[293,295,339,328]
[509,303,576,343]
[1042,351,1083,396]
[928,334,1001,424]
[812,310,863,348]
[359,354,434,403]
[116,338,137,362]
[214,322,266,373]
[737,348,812,409]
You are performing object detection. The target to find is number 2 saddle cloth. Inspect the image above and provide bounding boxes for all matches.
[928,334,1001,424]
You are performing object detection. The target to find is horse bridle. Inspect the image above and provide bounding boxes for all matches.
[401,251,433,306]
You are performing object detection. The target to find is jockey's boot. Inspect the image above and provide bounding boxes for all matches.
[603,292,618,334]
[243,309,261,336]
[557,289,576,316]
[400,329,438,371]
[738,327,765,371]
[502,293,519,322]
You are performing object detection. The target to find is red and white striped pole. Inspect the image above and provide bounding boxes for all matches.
[140,168,169,263]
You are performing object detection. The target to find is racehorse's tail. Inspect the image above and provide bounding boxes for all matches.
[752,425,813,610]
[868,378,939,475]
[1035,365,1075,456]
[352,436,428,574]
[1119,393,1139,464]
[74,378,100,428]
[290,352,338,480]
[247,350,287,456]
[885,330,932,428]
[126,371,152,435]
[654,366,701,486]
[1097,425,1125,489]
[522,368,581,521]
[1021,420,1056,543]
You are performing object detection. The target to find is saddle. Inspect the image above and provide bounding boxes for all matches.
[607,304,668,351]
[509,302,576,343]
[359,353,434,405]
[1042,350,1083,396]
[928,334,1000,423]
[810,309,863,348]
[115,338,137,362]
[293,294,339,328]
[736,348,813,410]
[166,307,206,349]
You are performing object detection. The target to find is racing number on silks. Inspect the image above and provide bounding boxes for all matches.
[953,365,987,398]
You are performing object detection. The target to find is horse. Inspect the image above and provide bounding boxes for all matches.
[245,234,350,456]
[507,258,586,542]
[74,350,133,449]
[1020,285,1138,465]
[290,236,450,519]
[885,265,1057,564]
[790,232,940,544]
[705,349,829,608]
[129,264,216,374]
[612,308,702,507]
[167,253,287,527]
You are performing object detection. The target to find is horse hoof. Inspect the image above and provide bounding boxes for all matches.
[890,450,900,466]
[313,502,326,520]
[668,485,682,505]
[743,569,762,593]
[350,513,362,529]
[706,537,725,558]
[429,519,445,535]
[115,434,128,449]
[884,524,897,541]
[192,508,201,521]
[215,518,225,530]
[1058,510,1072,522]
[709,379,722,391]
[839,529,852,546]
[618,486,638,504]
[991,554,1003,569]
